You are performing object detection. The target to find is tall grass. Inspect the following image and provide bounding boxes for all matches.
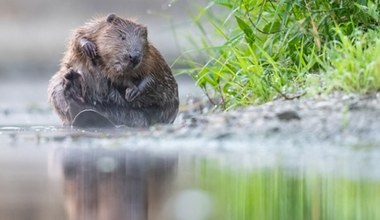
[321,29,380,93]
[186,0,380,109]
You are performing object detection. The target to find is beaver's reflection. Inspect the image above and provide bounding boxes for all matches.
[60,149,176,220]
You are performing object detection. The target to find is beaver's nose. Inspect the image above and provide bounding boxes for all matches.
[129,54,141,67]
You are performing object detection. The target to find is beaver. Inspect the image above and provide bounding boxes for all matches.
[48,14,179,127]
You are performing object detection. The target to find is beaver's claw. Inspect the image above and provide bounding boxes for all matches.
[125,86,141,102]
[63,70,84,103]
[80,38,97,59]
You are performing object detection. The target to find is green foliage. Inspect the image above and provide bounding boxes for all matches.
[322,29,380,93]
[187,0,380,109]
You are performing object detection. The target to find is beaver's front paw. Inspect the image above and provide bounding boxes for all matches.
[125,85,141,102]
[80,38,97,59]
[63,70,84,102]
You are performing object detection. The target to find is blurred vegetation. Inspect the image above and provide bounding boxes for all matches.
[199,163,380,220]
[185,0,380,109]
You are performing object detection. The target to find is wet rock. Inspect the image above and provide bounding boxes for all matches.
[184,117,208,128]
[276,110,301,121]
[268,127,280,133]
[214,132,232,140]
[348,102,361,111]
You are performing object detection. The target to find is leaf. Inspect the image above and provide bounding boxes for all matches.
[235,16,255,45]
[263,21,282,33]
[354,1,379,22]
[367,0,379,22]
[213,0,234,8]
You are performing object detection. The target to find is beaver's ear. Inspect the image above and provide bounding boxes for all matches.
[140,26,148,38]
[106,14,117,23]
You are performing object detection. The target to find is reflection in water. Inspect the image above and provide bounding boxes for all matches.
[1,139,380,220]
[59,149,177,220]
[197,161,380,220]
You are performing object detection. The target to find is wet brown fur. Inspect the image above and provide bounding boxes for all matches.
[48,14,179,127]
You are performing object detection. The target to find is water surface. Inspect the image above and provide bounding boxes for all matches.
[0,126,379,220]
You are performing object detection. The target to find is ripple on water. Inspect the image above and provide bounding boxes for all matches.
[0,127,22,132]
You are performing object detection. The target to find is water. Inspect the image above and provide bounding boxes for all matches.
[1,126,380,220]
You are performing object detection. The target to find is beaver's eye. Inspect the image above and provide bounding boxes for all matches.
[120,34,126,40]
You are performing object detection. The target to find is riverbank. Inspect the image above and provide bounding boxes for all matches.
[2,92,379,142]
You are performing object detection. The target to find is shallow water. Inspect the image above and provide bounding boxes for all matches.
[1,126,380,220]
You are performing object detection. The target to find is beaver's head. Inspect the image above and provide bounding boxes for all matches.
[95,14,148,78]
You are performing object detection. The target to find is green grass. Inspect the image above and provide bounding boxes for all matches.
[198,163,380,220]
[185,0,380,109]
[320,29,380,93]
